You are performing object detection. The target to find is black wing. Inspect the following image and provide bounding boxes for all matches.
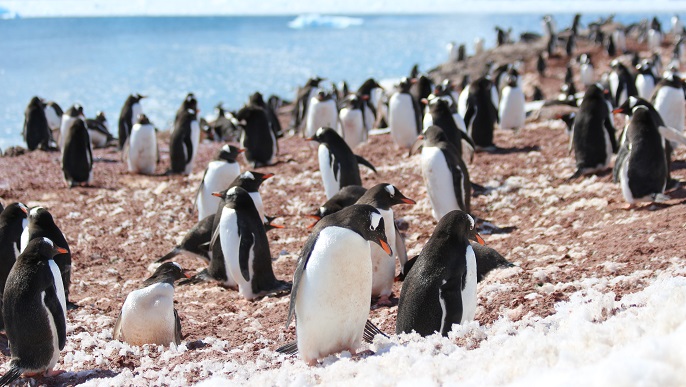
[613,143,630,183]
[44,280,67,350]
[438,276,463,337]
[441,143,471,213]
[237,228,254,282]
[174,309,182,345]
[355,155,377,173]
[184,131,194,164]
[412,96,423,134]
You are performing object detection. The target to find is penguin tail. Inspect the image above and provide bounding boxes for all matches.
[363,319,389,343]
[566,169,583,181]
[156,247,181,263]
[178,269,212,286]
[0,365,22,386]
[275,341,299,355]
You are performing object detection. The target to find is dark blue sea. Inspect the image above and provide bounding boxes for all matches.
[0,13,676,149]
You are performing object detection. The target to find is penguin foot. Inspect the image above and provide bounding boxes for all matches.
[67,301,79,310]
[44,369,65,377]
[372,295,393,308]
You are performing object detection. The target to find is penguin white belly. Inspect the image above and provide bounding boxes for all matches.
[648,30,661,50]
[306,99,338,138]
[184,120,201,175]
[457,86,470,118]
[119,283,177,346]
[40,291,61,373]
[580,64,594,86]
[197,161,241,221]
[389,93,418,148]
[461,245,478,323]
[619,156,635,204]
[636,75,655,100]
[131,103,142,127]
[248,191,266,223]
[370,208,396,298]
[498,86,526,130]
[422,112,433,132]
[59,116,77,150]
[295,227,372,362]
[421,146,460,221]
[218,208,256,300]
[19,227,28,254]
[654,87,685,133]
[127,123,157,175]
[339,108,365,149]
[44,107,61,131]
[88,129,108,148]
[318,145,340,199]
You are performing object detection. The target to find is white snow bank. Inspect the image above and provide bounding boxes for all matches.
[288,14,364,29]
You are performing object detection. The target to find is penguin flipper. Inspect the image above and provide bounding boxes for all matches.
[604,116,619,153]
[44,283,67,349]
[363,319,389,342]
[355,155,377,173]
[438,276,464,337]
[174,308,182,345]
[112,311,124,341]
[613,144,629,183]
[286,234,320,327]
[156,246,181,263]
[658,125,686,146]
[276,341,299,355]
[0,365,22,386]
[237,231,254,282]
[394,223,408,268]
[192,170,209,211]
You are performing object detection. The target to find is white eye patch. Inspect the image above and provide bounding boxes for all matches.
[42,237,54,247]
[370,212,382,231]
[467,214,475,230]
[384,185,396,197]
[243,171,255,180]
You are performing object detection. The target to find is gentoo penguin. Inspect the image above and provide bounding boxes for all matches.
[651,72,686,145]
[635,62,657,100]
[213,186,290,300]
[570,84,618,178]
[112,262,188,346]
[338,94,368,149]
[205,103,238,142]
[0,237,67,385]
[61,118,93,187]
[0,203,28,330]
[672,14,684,35]
[20,207,74,310]
[118,94,145,150]
[249,92,282,139]
[356,78,384,130]
[463,77,499,151]
[617,106,670,207]
[579,53,595,87]
[169,108,200,175]
[564,64,574,85]
[411,75,433,104]
[286,204,391,365]
[396,210,484,337]
[305,88,339,139]
[43,101,63,141]
[23,97,52,151]
[609,60,638,107]
[536,53,546,77]
[234,105,278,168]
[474,37,485,55]
[648,17,663,52]
[306,185,368,227]
[308,127,377,199]
[58,104,84,150]
[86,111,115,148]
[175,93,198,127]
[126,114,158,175]
[388,77,422,149]
[356,184,415,306]
[195,145,242,221]
[292,77,323,133]
[493,64,519,96]
[419,126,472,221]
[498,75,526,131]
[156,214,215,264]
[612,28,627,54]
[422,97,475,163]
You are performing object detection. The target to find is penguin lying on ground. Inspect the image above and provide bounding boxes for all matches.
[112,262,188,346]
[396,210,485,337]
[86,111,116,148]
[284,204,391,365]
[0,202,28,330]
[0,237,68,385]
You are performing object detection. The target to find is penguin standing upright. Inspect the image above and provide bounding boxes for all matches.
[419,126,472,221]
[609,60,638,107]
[338,94,368,149]
[463,77,499,151]
[388,78,422,149]
[118,94,144,150]
[86,111,115,148]
[396,210,484,337]
[635,61,656,100]
[286,204,391,365]
[579,53,595,87]
[305,88,339,139]
[0,237,67,385]
[651,72,686,143]
[59,104,84,150]
[536,53,546,77]
[20,207,74,309]
[169,108,200,175]
[423,97,475,164]
[356,184,415,306]
[498,75,526,131]
[618,106,670,206]
[43,101,63,141]
[249,92,282,138]
[61,118,93,187]
[234,105,278,168]
[213,186,291,300]
[648,17,663,52]
[570,84,618,177]
[0,203,28,330]
[23,97,52,151]
[308,127,377,199]
[357,78,384,130]
[292,77,323,133]
[196,145,242,221]
[126,114,158,175]
[113,262,188,346]
[175,93,197,127]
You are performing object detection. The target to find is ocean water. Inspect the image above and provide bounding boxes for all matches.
[0,13,676,149]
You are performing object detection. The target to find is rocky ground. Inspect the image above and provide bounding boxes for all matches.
[0,34,685,386]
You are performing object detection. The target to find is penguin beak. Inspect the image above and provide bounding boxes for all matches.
[379,239,392,255]
[612,108,624,114]
[409,135,424,156]
[19,206,28,215]
[306,215,321,229]
[400,197,416,205]
[474,233,486,246]
[238,148,245,153]
[211,192,223,197]
[182,270,191,279]
[305,137,315,141]
[268,222,285,229]
[56,246,68,254]
[262,173,275,180]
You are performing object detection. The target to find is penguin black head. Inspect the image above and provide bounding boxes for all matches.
[357,78,381,96]
[505,75,518,88]
[95,111,107,122]
[136,114,150,125]
[1,202,28,222]
[308,185,368,228]
[427,97,451,115]
[422,125,450,147]
[307,127,343,145]
[315,204,392,255]
[249,92,265,106]
[307,77,324,87]
[436,210,485,246]
[26,206,60,234]
[217,186,260,215]
[216,144,243,162]
[143,262,189,287]
[584,83,606,100]
[29,96,44,108]
[315,88,334,102]
[357,183,416,210]
[397,77,413,93]
[341,94,363,110]
[219,171,273,195]
[67,104,84,117]
[613,96,649,115]
[183,93,198,111]
[134,93,146,101]
[21,237,67,263]
[626,105,658,141]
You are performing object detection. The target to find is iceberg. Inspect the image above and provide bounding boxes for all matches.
[288,14,363,29]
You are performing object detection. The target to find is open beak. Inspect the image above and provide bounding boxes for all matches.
[474,233,485,245]
[379,239,392,255]
[211,192,222,198]
[56,247,68,254]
